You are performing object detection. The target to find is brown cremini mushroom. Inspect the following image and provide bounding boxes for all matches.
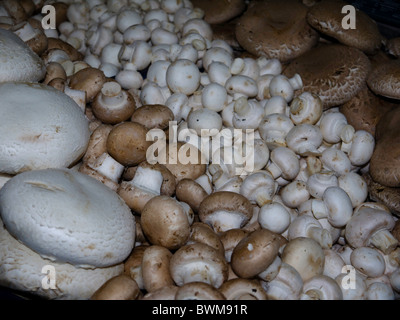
[69,67,106,103]
[191,0,246,25]
[235,0,319,62]
[175,282,226,300]
[283,43,371,108]
[175,178,208,213]
[366,60,400,100]
[219,278,267,300]
[131,104,174,131]
[306,0,382,54]
[90,275,140,300]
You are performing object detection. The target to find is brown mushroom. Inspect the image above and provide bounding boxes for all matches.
[191,0,246,25]
[90,274,141,300]
[235,0,319,62]
[2,0,28,24]
[175,178,208,213]
[230,228,285,278]
[141,285,179,300]
[45,38,84,61]
[366,60,400,100]
[140,195,192,250]
[175,282,226,300]
[131,104,174,131]
[283,43,371,109]
[369,107,400,187]
[123,244,149,290]
[106,121,151,167]
[69,67,107,103]
[386,37,400,58]
[198,191,254,233]
[187,222,225,256]
[306,0,382,54]
[219,278,267,300]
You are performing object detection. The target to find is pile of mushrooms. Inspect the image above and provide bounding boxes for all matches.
[0,0,399,300]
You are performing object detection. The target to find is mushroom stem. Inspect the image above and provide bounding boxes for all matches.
[370,230,399,255]
[91,153,125,183]
[12,21,37,42]
[307,226,332,249]
[233,96,250,117]
[128,166,163,195]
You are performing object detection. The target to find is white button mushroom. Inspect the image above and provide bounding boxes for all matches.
[166,59,200,95]
[0,168,135,268]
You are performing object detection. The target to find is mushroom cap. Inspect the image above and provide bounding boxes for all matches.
[281,237,325,281]
[0,168,135,268]
[0,82,90,174]
[219,278,267,300]
[235,0,319,62]
[175,178,208,213]
[0,223,124,300]
[131,104,174,130]
[306,0,382,54]
[169,242,228,288]
[90,275,140,300]
[363,173,400,217]
[188,222,225,256]
[369,107,400,187]
[366,60,400,100]
[339,84,394,137]
[140,195,191,250]
[175,281,226,300]
[231,228,284,278]
[345,207,396,249]
[0,28,45,83]
[69,67,106,102]
[141,284,178,300]
[283,44,371,108]
[198,191,254,232]
[386,37,400,58]
[191,0,246,25]
[106,121,151,167]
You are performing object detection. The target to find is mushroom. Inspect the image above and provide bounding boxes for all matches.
[0,168,135,268]
[286,124,323,156]
[68,67,106,103]
[0,82,90,175]
[123,245,148,290]
[300,275,343,300]
[175,282,226,300]
[306,0,382,54]
[307,171,339,199]
[266,147,300,181]
[0,222,124,300]
[140,195,193,250]
[350,247,386,279]
[335,272,367,300]
[198,191,253,233]
[345,207,398,255]
[131,104,174,131]
[289,92,323,125]
[190,0,245,25]
[166,59,201,95]
[106,121,151,167]
[141,285,179,300]
[169,242,228,288]
[90,275,140,300]
[386,37,400,58]
[141,245,174,293]
[230,228,284,279]
[258,202,291,235]
[175,178,208,213]
[219,228,249,263]
[239,171,278,207]
[91,81,136,124]
[283,44,371,108]
[219,278,267,300]
[234,0,318,62]
[187,222,225,257]
[0,27,45,82]
[281,237,325,281]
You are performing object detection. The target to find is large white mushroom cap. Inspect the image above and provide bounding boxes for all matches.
[0,168,136,268]
[0,222,123,300]
[0,28,45,83]
[0,82,90,174]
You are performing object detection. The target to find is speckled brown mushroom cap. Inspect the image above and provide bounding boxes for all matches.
[369,107,400,188]
[339,84,394,136]
[283,43,371,108]
[363,173,400,217]
[367,60,400,100]
[131,104,174,131]
[306,0,382,54]
[191,0,246,25]
[235,0,319,62]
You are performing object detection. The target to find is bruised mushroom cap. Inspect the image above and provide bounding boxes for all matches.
[0,223,124,300]
[191,0,246,24]
[306,0,382,54]
[366,60,400,100]
[369,107,400,187]
[198,191,254,233]
[141,195,191,250]
[0,28,45,82]
[0,168,135,268]
[283,44,371,108]
[235,0,319,62]
[339,84,394,137]
[0,82,90,174]
[230,228,284,278]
